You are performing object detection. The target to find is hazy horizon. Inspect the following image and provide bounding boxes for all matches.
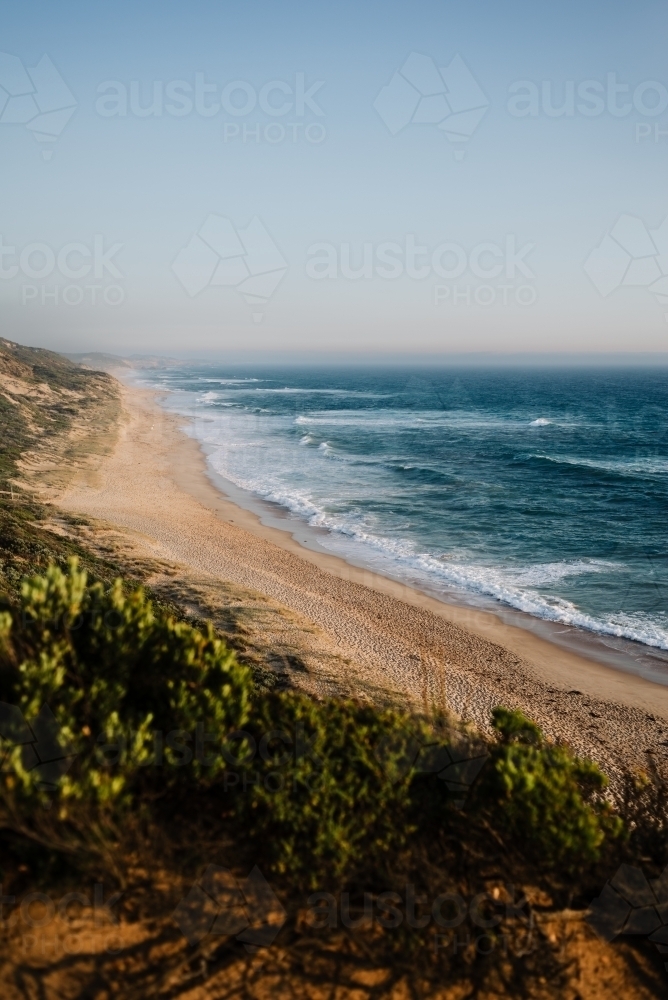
[66,348,668,367]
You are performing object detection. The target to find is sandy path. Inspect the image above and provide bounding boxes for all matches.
[55,378,668,777]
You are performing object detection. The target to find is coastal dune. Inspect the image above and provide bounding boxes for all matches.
[54,376,668,776]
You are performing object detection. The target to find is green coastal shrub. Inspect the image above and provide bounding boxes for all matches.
[490,706,543,745]
[0,560,626,884]
[0,559,431,886]
[0,558,252,809]
[229,691,427,886]
[475,707,622,867]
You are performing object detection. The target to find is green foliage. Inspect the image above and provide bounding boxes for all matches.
[491,706,543,745]
[0,560,448,883]
[229,691,425,886]
[0,561,628,886]
[0,558,252,808]
[476,708,621,867]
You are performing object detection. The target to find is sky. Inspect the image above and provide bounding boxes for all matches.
[1,0,667,357]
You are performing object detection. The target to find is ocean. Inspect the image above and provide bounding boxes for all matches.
[136,364,668,680]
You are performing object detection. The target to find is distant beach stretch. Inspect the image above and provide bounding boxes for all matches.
[56,365,668,779]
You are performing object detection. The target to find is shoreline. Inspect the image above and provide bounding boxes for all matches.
[127,370,668,687]
[200,441,668,686]
[139,370,668,691]
[55,372,668,775]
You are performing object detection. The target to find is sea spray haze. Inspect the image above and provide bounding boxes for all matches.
[138,365,668,669]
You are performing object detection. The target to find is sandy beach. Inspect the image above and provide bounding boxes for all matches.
[49,373,668,778]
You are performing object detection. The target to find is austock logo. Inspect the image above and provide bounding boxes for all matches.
[0,234,125,308]
[584,214,668,320]
[0,52,76,159]
[305,234,537,308]
[172,865,286,951]
[172,214,287,323]
[588,863,668,970]
[374,51,489,159]
[94,72,326,146]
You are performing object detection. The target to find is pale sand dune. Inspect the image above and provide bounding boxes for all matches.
[55,377,668,777]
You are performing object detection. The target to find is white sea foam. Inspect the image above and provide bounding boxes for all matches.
[148,380,668,653]
[238,387,388,397]
[203,439,668,649]
[530,418,552,426]
[498,559,618,586]
[293,409,562,432]
[536,454,668,477]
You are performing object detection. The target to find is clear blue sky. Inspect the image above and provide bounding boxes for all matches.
[1,0,667,356]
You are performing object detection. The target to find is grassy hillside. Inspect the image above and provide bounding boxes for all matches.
[0,337,125,599]
[0,337,118,487]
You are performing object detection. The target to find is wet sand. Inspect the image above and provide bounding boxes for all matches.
[54,375,668,777]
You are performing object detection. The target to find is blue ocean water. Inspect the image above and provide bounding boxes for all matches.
[137,365,668,665]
